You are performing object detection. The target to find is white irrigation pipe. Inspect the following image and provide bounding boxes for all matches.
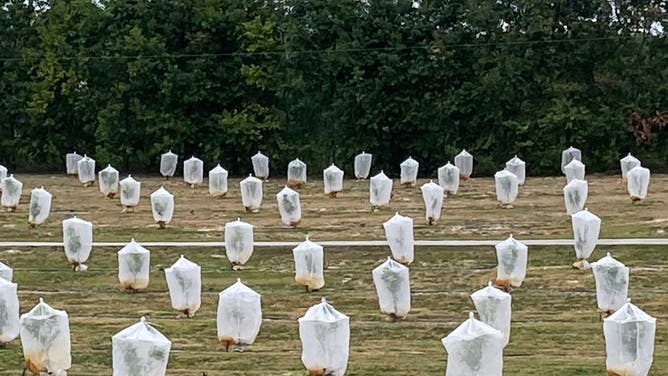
[0,238,667,248]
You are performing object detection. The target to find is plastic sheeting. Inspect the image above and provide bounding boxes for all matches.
[454,149,473,180]
[240,175,263,212]
[28,187,52,225]
[217,279,262,350]
[591,253,629,314]
[354,152,372,179]
[165,255,201,317]
[323,164,344,197]
[112,317,171,376]
[563,179,588,215]
[160,151,178,178]
[420,181,444,225]
[209,164,228,197]
[370,171,392,208]
[19,299,71,375]
[372,257,411,320]
[251,151,269,180]
[383,213,414,264]
[150,187,174,228]
[62,217,93,271]
[293,237,325,291]
[299,298,350,376]
[117,239,150,291]
[603,300,656,376]
[441,312,504,376]
[438,162,460,194]
[225,219,254,267]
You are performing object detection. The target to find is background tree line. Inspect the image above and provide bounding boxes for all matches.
[0,0,666,177]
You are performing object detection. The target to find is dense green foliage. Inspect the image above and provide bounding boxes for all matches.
[1,0,666,176]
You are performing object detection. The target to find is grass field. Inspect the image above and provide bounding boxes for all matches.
[0,174,666,375]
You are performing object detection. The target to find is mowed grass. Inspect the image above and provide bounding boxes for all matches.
[0,174,667,375]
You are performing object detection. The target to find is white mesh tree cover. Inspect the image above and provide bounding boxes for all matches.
[62,217,93,271]
[1,175,22,211]
[571,208,601,268]
[420,180,444,225]
[0,261,12,282]
[217,279,262,351]
[372,257,411,320]
[627,166,650,201]
[561,146,582,174]
[287,158,307,188]
[454,149,473,179]
[563,179,588,215]
[183,156,203,187]
[438,162,460,194]
[164,255,201,317]
[225,219,254,269]
[0,277,19,345]
[441,312,504,376]
[370,171,393,209]
[98,165,119,198]
[112,317,171,376]
[251,151,269,180]
[19,299,71,375]
[293,237,325,291]
[240,175,263,212]
[150,187,174,228]
[603,300,656,376]
[117,239,151,292]
[323,164,344,197]
[505,155,526,185]
[494,170,519,207]
[77,155,96,186]
[0,165,6,188]
[160,150,178,178]
[28,187,52,226]
[120,175,141,210]
[620,153,641,180]
[591,253,629,314]
[494,234,528,289]
[66,152,82,175]
[209,164,229,197]
[354,152,372,179]
[400,157,419,186]
[276,186,302,227]
[383,213,414,264]
[471,282,512,346]
[564,159,585,183]
[299,298,350,376]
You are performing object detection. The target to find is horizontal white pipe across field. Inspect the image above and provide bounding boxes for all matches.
[0,238,667,248]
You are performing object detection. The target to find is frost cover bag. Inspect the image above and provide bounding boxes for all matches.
[240,175,263,212]
[495,234,528,289]
[62,217,93,271]
[494,170,518,206]
[620,153,641,180]
[293,237,325,291]
[591,253,629,314]
[354,152,372,179]
[0,260,12,281]
[160,150,178,178]
[183,156,203,186]
[564,159,585,183]
[165,255,201,317]
[400,157,419,186]
[0,165,6,185]
[118,239,150,291]
[77,155,96,185]
[571,208,601,264]
[563,179,588,215]
[65,152,82,175]
[505,155,526,185]
[441,312,504,376]
[370,171,392,208]
[276,186,301,227]
[323,164,344,197]
[627,166,650,201]
[287,158,307,188]
[120,175,141,209]
[603,300,656,376]
[99,164,119,198]
[454,149,473,180]
[28,187,52,226]
[420,180,444,225]
[438,162,460,194]
[19,298,71,375]
[561,146,582,174]
[150,187,174,228]
[372,257,411,320]
[217,279,262,350]
[471,282,512,346]
[251,151,269,180]
[383,213,414,264]
[225,219,254,268]
[209,164,228,197]
[112,317,171,376]
[0,277,19,345]
[1,174,22,210]
[299,298,350,376]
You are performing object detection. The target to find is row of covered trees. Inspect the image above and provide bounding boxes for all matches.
[0,0,666,176]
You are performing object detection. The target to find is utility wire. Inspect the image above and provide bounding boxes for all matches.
[0,35,639,62]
